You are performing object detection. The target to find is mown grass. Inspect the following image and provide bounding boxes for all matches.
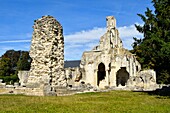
[0,91,170,113]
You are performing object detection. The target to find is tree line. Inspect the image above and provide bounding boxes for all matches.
[0,50,31,84]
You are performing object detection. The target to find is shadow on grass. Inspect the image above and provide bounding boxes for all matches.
[134,86,170,98]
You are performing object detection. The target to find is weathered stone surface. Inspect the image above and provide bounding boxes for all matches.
[27,15,66,92]
[0,82,6,88]
[0,79,5,88]
[65,67,82,87]
[138,69,157,90]
[79,16,141,88]
[67,16,157,91]
[18,71,29,86]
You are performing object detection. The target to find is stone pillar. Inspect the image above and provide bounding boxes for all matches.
[105,69,109,86]
[133,59,136,76]
[129,57,133,77]
[110,67,117,87]
[27,16,66,90]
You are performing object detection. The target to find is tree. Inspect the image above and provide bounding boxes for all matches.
[0,57,11,77]
[132,0,170,84]
[17,51,31,71]
[2,50,20,71]
[0,57,13,83]
[0,50,31,84]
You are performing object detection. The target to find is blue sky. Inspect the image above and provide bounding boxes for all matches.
[0,0,154,60]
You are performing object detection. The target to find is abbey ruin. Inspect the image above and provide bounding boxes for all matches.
[65,16,157,90]
[0,15,158,96]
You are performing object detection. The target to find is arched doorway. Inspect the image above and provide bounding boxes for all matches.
[116,67,129,86]
[97,63,106,86]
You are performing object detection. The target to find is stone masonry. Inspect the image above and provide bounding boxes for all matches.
[2,15,157,96]
[67,16,157,90]
[27,16,66,92]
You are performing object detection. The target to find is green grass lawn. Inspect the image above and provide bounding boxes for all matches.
[0,91,170,113]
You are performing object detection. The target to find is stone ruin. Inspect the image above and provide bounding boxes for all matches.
[0,15,160,96]
[0,16,67,96]
[27,16,66,91]
[65,16,157,91]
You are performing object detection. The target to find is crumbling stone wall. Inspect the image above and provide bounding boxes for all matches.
[18,71,29,87]
[28,16,66,90]
[79,16,157,91]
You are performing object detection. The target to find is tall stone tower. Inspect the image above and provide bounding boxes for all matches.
[27,16,66,91]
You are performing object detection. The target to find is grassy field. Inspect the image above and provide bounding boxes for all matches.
[0,91,170,113]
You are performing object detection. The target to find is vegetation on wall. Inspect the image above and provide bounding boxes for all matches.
[132,0,170,84]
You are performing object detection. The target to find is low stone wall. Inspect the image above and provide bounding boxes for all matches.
[126,69,158,91]
[0,87,44,96]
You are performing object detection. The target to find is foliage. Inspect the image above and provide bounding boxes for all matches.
[0,57,11,77]
[17,51,31,71]
[2,50,20,70]
[0,50,31,84]
[132,0,170,84]
[0,91,170,113]
[1,73,19,84]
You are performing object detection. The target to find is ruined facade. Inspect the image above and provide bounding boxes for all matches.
[66,16,157,90]
[80,16,140,88]
[27,16,66,91]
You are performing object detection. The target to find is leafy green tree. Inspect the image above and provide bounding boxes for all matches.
[0,50,31,84]
[0,57,11,77]
[132,0,170,84]
[2,50,20,70]
[0,57,13,83]
[17,51,31,71]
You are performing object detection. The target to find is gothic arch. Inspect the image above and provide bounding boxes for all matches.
[97,63,106,86]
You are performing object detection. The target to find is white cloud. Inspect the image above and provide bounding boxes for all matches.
[65,27,106,44]
[64,24,143,60]
[118,24,142,38]
[64,27,106,60]
[0,40,30,43]
[0,24,143,60]
[118,23,143,49]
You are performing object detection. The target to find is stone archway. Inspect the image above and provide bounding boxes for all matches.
[116,67,129,87]
[97,63,106,86]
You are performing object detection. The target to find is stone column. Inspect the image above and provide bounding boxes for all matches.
[129,57,133,77]
[110,67,117,87]
[94,69,98,87]
[105,69,109,86]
